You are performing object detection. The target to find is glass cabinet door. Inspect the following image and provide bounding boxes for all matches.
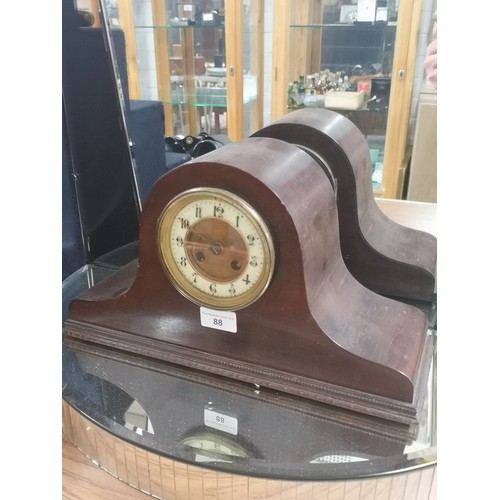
[225,1,262,140]
[272,0,423,199]
[109,0,262,142]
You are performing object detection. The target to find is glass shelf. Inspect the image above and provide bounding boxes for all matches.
[289,21,397,28]
[164,75,257,108]
[135,24,226,30]
[102,0,263,139]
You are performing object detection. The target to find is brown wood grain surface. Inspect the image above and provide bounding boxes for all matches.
[62,433,150,499]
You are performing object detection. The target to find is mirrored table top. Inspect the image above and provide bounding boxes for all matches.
[62,242,436,482]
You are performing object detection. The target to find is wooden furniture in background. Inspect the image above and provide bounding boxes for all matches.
[406,84,437,203]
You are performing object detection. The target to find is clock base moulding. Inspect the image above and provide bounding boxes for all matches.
[63,137,433,426]
[64,336,434,443]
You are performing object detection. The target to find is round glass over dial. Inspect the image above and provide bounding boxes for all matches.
[157,188,275,310]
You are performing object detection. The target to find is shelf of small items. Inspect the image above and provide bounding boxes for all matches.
[287,71,389,193]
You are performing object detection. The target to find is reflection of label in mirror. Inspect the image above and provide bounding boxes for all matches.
[200,307,237,333]
[204,408,238,435]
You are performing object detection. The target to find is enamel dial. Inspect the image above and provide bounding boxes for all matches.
[157,188,275,310]
[181,431,252,462]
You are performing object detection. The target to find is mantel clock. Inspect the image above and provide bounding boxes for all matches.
[64,123,435,425]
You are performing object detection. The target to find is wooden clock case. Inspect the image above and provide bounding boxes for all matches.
[64,136,432,425]
[252,108,437,302]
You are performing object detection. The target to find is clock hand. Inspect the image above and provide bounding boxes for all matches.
[194,242,242,273]
[187,231,220,251]
[190,239,225,264]
[209,241,223,255]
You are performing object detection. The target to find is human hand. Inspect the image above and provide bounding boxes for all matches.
[423,23,437,89]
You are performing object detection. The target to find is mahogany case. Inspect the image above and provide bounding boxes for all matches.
[64,137,433,424]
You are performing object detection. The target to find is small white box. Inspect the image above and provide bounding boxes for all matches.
[376,7,388,22]
[324,90,365,110]
[339,5,357,23]
[357,0,376,22]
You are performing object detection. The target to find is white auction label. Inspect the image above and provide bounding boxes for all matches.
[204,408,238,436]
[200,307,237,333]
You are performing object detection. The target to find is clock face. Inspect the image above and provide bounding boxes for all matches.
[180,431,253,462]
[157,188,275,310]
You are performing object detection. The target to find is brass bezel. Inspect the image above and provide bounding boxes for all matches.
[157,188,275,311]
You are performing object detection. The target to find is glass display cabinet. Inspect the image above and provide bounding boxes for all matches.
[271,0,423,198]
[109,0,263,142]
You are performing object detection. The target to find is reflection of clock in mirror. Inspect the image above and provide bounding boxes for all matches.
[178,428,261,463]
[157,188,275,311]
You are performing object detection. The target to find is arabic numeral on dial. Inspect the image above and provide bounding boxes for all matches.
[178,217,190,229]
[209,283,217,294]
[192,273,198,283]
[249,256,258,267]
[242,274,250,285]
[228,285,236,296]
[214,205,224,217]
[247,234,255,246]
[195,206,202,218]
[179,257,188,267]
[176,236,184,247]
